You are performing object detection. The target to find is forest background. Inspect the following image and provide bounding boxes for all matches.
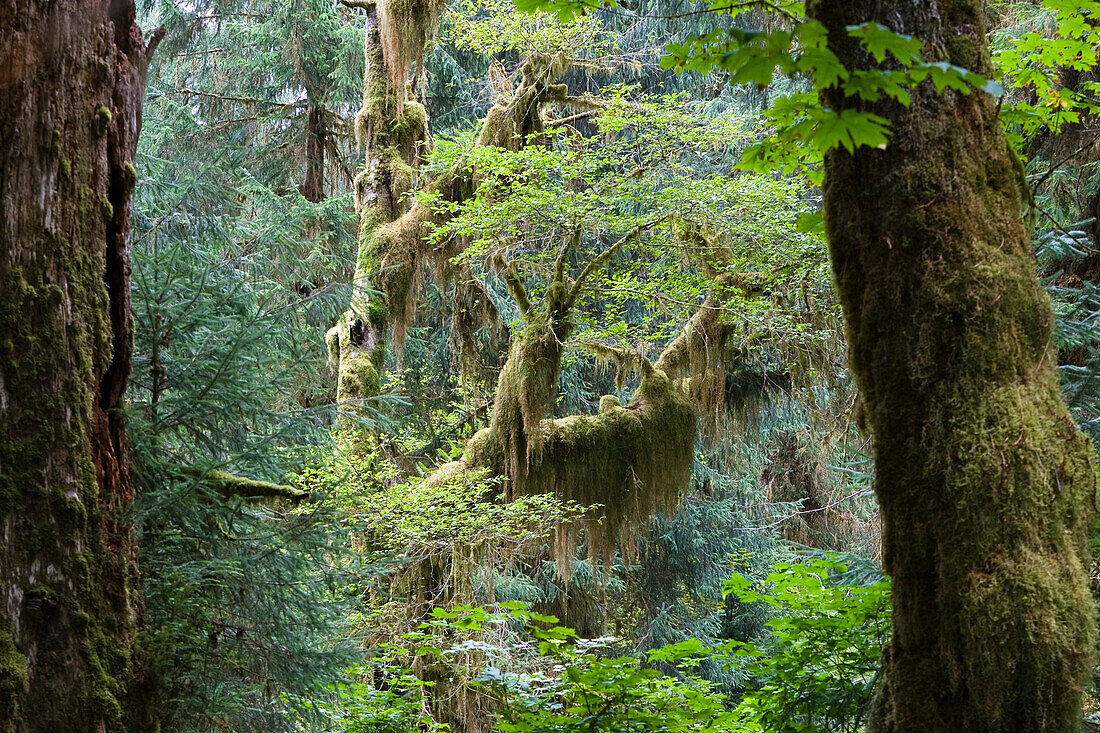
[7,0,1100,730]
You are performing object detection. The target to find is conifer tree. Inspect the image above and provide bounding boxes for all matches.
[0,2,161,729]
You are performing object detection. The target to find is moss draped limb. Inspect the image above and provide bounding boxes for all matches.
[181,468,307,502]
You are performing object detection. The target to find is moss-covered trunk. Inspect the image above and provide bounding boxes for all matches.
[807,1,1096,729]
[329,6,562,441]
[0,2,159,730]
[327,0,429,440]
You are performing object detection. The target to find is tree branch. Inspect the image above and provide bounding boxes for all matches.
[182,467,308,502]
[502,262,532,316]
[567,215,670,308]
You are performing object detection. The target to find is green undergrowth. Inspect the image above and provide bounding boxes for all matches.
[330,557,889,732]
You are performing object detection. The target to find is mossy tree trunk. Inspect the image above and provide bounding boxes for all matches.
[327,0,428,441]
[807,1,1097,729]
[328,5,566,444]
[0,2,159,730]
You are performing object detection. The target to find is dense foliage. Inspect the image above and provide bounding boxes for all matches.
[113,0,1100,730]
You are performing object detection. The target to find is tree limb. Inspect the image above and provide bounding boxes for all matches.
[567,215,670,308]
[182,467,308,502]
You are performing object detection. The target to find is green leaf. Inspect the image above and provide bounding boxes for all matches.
[846,22,922,64]
[795,211,824,234]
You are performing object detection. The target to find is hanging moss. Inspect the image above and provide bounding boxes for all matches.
[762,430,863,549]
[331,21,579,443]
[378,0,442,113]
[477,54,569,151]
[537,365,697,569]
[425,264,740,577]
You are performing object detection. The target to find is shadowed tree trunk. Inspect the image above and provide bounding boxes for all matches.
[806,0,1097,729]
[302,101,326,204]
[0,2,159,729]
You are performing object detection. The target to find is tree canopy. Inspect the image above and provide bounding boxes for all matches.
[3,0,1100,731]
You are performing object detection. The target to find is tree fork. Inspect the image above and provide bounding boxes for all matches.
[806,0,1097,729]
[329,13,571,442]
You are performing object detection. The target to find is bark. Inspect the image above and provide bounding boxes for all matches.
[0,1,159,730]
[327,0,427,445]
[806,1,1097,729]
[302,101,326,203]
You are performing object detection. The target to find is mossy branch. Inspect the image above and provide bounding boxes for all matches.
[577,341,651,389]
[653,297,728,376]
[182,467,308,502]
[502,262,532,316]
[554,228,581,284]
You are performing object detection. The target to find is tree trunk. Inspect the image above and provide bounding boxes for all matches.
[806,1,1096,730]
[303,101,326,204]
[0,2,158,730]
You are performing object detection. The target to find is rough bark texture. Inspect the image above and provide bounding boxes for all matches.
[806,1,1097,729]
[0,1,157,730]
[302,101,326,204]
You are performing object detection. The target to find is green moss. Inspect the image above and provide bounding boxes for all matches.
[25,584,59,603]
[366,299,387,330]
[598,395,620,413]
[92,106,112,137]
[392,101,428,147]
[343,353,381,399]
[77,621,124,724]
[0,629,27,719]
[436,279,699,576]
[809,0,1097,725]
[183,467,307,501]
[100,197,114,221]
[0,192,137,728]
[59,155,71,180]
